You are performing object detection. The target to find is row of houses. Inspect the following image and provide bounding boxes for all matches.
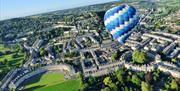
[63,34,100,53]
[82,52,180,78]
[125,32,180,59]
[23,39,56,67]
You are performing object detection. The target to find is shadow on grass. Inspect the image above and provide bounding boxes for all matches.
[21,85,46,91]
[10,58,24,64]
[20,73,46,90]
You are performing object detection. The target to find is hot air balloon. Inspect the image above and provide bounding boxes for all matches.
[104,4,139,44]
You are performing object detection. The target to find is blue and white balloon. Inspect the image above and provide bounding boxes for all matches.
[104,4,139,44]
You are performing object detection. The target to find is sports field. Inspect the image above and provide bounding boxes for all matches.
[22,72,80,91]
[35,79,81,91]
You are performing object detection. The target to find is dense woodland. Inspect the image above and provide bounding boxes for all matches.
[78,67,180,91]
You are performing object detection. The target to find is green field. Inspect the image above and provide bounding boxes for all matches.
[0,44,25,64]
[35,79,81,91]
[0,44,11,53]
[0,53,24,64]
[0,44,25,80]
[22,72,80,91]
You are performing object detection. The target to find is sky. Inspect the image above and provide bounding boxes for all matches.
[0,0,116,20]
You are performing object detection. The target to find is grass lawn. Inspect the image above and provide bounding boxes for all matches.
[0,43,25,66]
[0,53,24,61]
[0,53,24,65]
[23,72,65,90]
[0,44,11,53]
[35,79,81,91]
[22,72,80,91]
[0,53,14,61]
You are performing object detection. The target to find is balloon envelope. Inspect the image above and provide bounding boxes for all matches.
[104,4,139,44]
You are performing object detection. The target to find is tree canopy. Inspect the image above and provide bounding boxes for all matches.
[132,50,146,64]
[141,81,152,91]
[171,79,178,91]
[111,50,120,61]
[131,74,141,86]
[115,69,125,84]
[88,76,96,85]
[101,87,110,91]
[103,77,112,86]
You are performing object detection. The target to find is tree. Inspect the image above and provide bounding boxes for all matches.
[88,76,96,85]
[111,52,117,61]
[80,83,88,91]
[10,88,17,91]
[109,83,118,91]
[115,69,125,84]
[19,44,24,53]
[58,28,64,40]
[171,79,178,91]
[12,53,18,58]
[39,47,45,56]
[21,59,26,66]
[77,72,84,82]
[153,69,160,81]
[155,21,161,30]
[101,87,110,91]
[171,58,177,63]
[132,50,146,64]
[124,86,129,91]
[164,81,170,90]
[141,81,152,91]
[3,59,8,65]
[111,50,120,61]
[3,59,11,68]
[103,77,112,86]
[127,75,131,82]
[131,74,141,86]
[78,72,87,91]
[0,51,3,56]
